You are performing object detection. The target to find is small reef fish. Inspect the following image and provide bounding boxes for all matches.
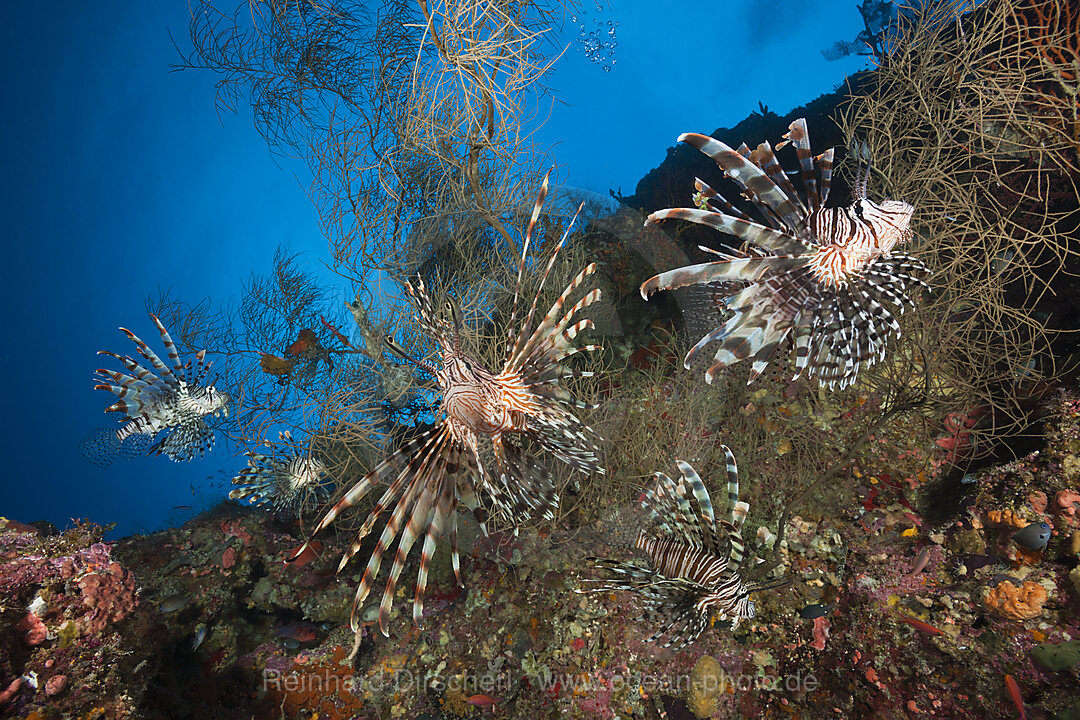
[1012,522,1051,551]
[904,547,932,579]
[466,694,499,707]
[798,603,834,619]
[275,620,318,644]
[894,612,944,636]
[191,626,207,651]
[159,593,192,614]
[640,119,929,390]
[1004,674,1027,720]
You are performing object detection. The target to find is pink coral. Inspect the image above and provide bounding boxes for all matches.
[1029,491,1048,515]
[76,561,138,634]
[0,678,20,706]
[45,674,67,696]
[221,519,252,546]
[1055,490,1080,531]
[16,611,47,646]
[811,616,830,650]
[57,542,112,580]
[222,546,237,569]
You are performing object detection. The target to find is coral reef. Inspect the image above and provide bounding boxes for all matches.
[6,386,1080,718]
[24,3,1080,719]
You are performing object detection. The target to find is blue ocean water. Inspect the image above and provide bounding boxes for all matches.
[0,2,867,537]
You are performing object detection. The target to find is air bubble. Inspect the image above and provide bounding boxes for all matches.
[572,3,618,71]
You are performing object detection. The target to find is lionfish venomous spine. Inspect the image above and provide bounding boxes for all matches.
[300,172,604,639]
[584,448,785,649]
[640,119,930,390]
[95,313,229,461]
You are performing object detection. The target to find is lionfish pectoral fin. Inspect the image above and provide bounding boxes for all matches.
[413,478,456,625]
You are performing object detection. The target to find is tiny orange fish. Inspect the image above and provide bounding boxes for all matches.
[466,694,499,707]
[286,328,320,357]
[320,315,354,349]
[285,338,309,356]
[285,541,324,568]
[894,613,944,636]
[1004,674,1027,720]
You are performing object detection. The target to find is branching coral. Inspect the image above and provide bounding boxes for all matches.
[841,0,1080,454]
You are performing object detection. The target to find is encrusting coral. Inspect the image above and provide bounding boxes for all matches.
[984,579,1049,621]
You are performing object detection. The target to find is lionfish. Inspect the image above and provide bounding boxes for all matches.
[299,172,604,640]
[95,313,230,461]
[584,449,786,648]
[229,431,332,516]
[641,119,930,390]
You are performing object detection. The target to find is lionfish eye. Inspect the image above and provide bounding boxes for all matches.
[853,199,865,219]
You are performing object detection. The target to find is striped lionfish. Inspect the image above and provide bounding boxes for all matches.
[299,172,604,640]
[584,449,785,649]
[641,119,929,390]
[229,431,332,516]
[95,313,230,461]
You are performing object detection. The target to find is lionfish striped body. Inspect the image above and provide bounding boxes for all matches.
[641,119,930,390]
[230,431,332,516]
[585,448,784,649]
[302,172,604,640]
[95,313,229,461]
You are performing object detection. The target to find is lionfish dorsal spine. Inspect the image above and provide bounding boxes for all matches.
[694,177,751,220]
[506,169,551,359]
[679,132,807,236]
[507,203,588,369]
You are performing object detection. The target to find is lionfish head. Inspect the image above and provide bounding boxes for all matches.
[853,197,915,250]
[207,387,231,416]
[440,298,465,353]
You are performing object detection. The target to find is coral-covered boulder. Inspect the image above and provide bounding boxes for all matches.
[16,612,47,646]
[76,561,138,634]
[984,579,1048,620]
